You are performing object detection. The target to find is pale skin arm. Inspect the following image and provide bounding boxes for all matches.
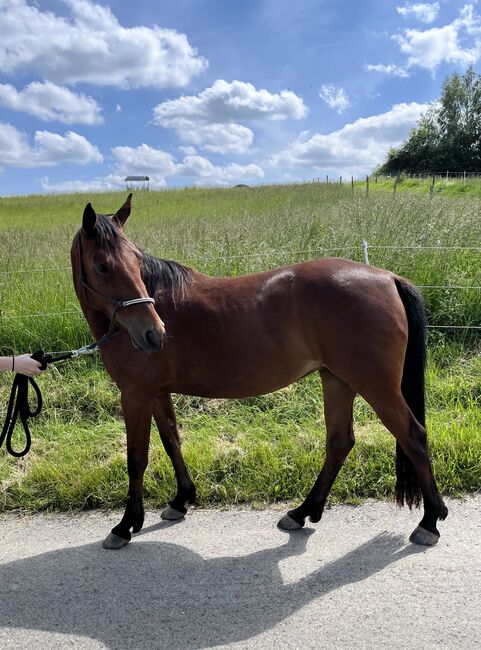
[0,354,43,377]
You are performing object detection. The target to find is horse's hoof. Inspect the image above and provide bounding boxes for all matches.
[277,514,305,531]
[102,532,131,550]
[161,504,186,521]
[409,525,439,546]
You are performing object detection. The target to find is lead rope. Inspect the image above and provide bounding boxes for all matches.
[0,339,112,458]
[0,297,154,458]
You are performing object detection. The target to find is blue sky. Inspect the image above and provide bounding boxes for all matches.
[0,0,478,195]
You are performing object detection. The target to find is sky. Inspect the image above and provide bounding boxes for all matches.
[0,0,479,195]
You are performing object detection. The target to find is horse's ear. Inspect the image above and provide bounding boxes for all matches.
[113,193,132,227]
[82,203,97,237]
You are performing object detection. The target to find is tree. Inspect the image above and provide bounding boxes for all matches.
[378,66,481,173]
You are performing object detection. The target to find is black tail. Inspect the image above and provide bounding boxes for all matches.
[394,278,425,509]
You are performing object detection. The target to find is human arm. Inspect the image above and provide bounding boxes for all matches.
[0,354,43,377]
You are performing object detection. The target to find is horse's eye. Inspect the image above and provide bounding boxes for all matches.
[96,262,109,275]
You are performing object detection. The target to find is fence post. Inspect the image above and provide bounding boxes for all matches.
[365,175,369,197]
[463,171,466,188]
[326,175,329,184]
[351,176,354,194]
[361,239,370,264]
[339,176,342,184]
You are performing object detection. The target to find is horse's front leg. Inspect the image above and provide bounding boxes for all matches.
[103,391,153,549]
[153,393,196,520]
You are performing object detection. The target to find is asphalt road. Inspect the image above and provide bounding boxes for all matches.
[0,497,480,649]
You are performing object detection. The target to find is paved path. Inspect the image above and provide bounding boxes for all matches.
[0,497,480,649]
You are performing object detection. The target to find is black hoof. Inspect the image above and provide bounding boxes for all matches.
[161,504,186,521]
[277,513,305,531]
[409,525,440,546]
[103,532,131,550]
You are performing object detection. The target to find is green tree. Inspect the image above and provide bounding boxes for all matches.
[378,66,481,173]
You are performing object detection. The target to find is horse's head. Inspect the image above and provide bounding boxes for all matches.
[72,194,166,353]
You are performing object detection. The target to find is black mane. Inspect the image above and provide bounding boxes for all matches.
[87,214,193,302]
[140,252,193,301]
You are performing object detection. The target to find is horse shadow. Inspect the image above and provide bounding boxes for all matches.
[0,525,424,649]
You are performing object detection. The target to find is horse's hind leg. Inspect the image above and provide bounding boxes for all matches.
[278,370,356,531]
[103,391,153,549]
[153,393,196,521]
[364,389,447,545]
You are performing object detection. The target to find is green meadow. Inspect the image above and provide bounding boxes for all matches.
[0,183,480,511]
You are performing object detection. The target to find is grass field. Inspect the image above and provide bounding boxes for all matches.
[0,183,480,511]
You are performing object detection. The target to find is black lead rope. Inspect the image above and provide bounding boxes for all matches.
[0,345,102,458]
[0,351,49,458]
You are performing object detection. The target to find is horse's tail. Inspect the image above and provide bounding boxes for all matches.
[394,277,425,509]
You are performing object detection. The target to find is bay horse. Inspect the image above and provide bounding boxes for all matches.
[71,195,448,550]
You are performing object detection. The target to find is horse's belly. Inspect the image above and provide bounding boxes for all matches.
[172,356,322,399]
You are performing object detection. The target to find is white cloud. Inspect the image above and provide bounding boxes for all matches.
[111,144,178,183]
[319,84,350,113]
[41,144,265,191]
[0,0,207,89]
[153,79,307,153]
[178,156,264,185]
[178,145,197,156]
[0,123,103,169]
[40,175,121,193]
[394,4,481,71]
[364,63,410,77]
[269,102,427,177]
[397,3,440,24]
[0,81,103,124]
[167,120,254,154]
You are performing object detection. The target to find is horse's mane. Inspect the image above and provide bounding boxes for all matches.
[140,252,193,302]
[85,213,193,302]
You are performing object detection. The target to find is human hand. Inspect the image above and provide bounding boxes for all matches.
[14,354,44,377]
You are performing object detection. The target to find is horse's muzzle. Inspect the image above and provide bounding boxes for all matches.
[145,327,165,351]
[131,326,165,352]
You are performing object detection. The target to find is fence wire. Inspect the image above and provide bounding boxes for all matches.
[1,242,479,331]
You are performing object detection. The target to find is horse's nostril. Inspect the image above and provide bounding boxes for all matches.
[145,328,163,350]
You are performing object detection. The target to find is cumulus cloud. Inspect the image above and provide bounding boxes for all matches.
[0,81,103,124]
[364,63,410,77]
[394,4,481,71]
[319,84,350,113]
[397,3,440,24]
[269,102,427,177]
[178,156,264,185]
[42,144,265,191]
[111,144,178,183]
[153,79,307,153]
[40,175,121,193]
[0,123,103,169]
[0,0,207,88]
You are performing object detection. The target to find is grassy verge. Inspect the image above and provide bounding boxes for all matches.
[356,174,481,199]
[0,346,479,511]
[0,183,480,510]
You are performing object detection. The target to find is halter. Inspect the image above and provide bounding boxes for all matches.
[77,234,155,348]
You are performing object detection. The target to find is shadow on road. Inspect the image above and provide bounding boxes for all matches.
[0,528,423,648]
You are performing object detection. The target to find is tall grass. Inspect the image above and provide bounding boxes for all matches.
[0,183,480,510]
[1,183,480,352]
